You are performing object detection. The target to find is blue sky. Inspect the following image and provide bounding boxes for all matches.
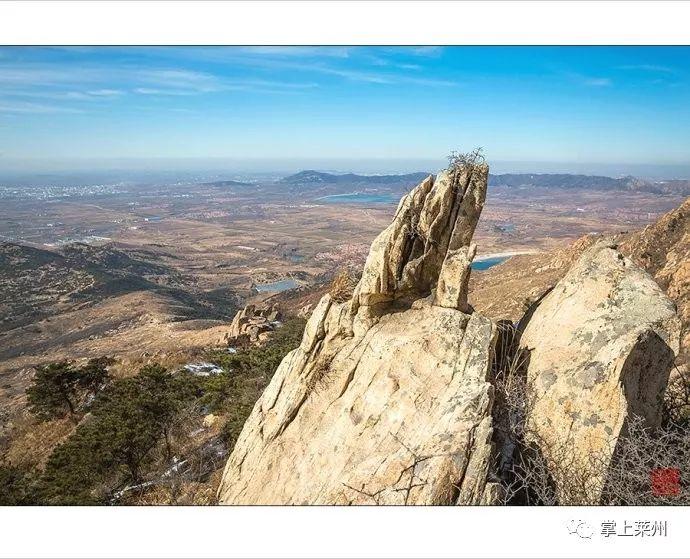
[1,46,689,174]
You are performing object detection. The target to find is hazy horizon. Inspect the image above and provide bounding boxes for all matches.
[2,157,690,181]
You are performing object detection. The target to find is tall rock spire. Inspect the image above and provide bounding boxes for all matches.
[217,160,498,505]
[348,163,487,321]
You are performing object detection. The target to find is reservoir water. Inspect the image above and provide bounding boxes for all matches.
[254,278,299,292]
[471,256,509,271]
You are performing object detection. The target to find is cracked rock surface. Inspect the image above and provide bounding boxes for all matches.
[519,241,680,503]
[218,164,498,505]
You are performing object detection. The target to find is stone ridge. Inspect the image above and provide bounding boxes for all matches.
[350,164,487,316]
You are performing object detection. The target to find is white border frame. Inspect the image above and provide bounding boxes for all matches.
[2,505,689,558]
[0,0,689,45]
[0,1,689,558]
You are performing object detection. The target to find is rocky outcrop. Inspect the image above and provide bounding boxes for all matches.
[518,241,680,503]
[350,166,486,323]
[227,304,281,344]
[218,163,498,505]
[217,164,683,506]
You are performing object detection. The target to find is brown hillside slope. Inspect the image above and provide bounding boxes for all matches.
[470,197,689,371]
[619,198,689,369]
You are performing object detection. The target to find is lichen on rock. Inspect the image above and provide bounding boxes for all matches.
[517,241,680,503]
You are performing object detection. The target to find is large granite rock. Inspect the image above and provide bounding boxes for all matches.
[518,241,680,503]
[350,165,486,325]
[218,163,498,504]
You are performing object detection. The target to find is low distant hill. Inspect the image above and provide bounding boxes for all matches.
[202,179,254,188]
[488,173,624,189]
[489,173,690,195]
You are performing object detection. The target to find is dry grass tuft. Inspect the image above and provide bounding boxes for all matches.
[305,355,334,393]
[329,270,358,303]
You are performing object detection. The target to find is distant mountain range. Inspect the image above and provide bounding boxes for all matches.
[279,170,429,187]
[489,173,629,189]
[278,170,690,195]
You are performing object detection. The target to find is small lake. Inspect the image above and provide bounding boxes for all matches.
[254,278,299,292]
[472,256,509,271]
[316,192,397,204]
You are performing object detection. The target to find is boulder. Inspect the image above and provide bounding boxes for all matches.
[227,303,282,344]
[218,162,498,505]
[518,241,680,503]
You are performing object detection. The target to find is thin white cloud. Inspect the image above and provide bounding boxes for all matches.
[126,47,450,87]
[0,61,320,106]
[62,89,125,100]
[0,47,456,115]
[405,76,458,87]
[617,64,676,74]
[401,46,444,57]
[363,54,423,72]
[564,72,612,87]
[133,78,318,96]
[313,65,393,84]
[0,88,125,102]
[133,87,197,96]
[0,101,83,114]
[315,65,457,86]
[86,89,124,97]
[0,66,100,86]
[241,48,452,85]
[141,69,220,92]
[231,56,458,87]
[582,77,612,87]
[0,64,221,93]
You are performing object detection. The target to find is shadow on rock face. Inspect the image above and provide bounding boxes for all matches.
[620,329,676,429]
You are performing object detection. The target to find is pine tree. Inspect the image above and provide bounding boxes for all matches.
[26,357,113,421]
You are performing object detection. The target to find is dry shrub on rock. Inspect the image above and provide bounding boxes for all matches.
[329,269,359,303]
[664,365,690,427]
[492,325,690,506]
